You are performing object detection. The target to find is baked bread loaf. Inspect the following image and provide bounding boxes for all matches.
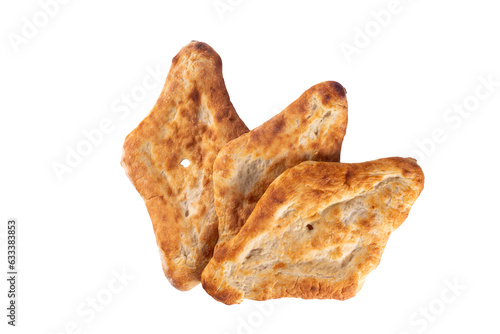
[213,81,348,249]
[202,157,424,304]
[121,41,248,290]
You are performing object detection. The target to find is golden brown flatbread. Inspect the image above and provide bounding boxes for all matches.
[121,41,248,290]
[213,81,348,250]
[202,157,424,304]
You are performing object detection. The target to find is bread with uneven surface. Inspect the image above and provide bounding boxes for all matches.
[121,41,249,291]
[202,157,424,304]
[213,81,348,250]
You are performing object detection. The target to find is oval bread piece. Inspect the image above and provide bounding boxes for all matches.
[121,41,249,291]
[202,157,424,304]
[214,81,348,249]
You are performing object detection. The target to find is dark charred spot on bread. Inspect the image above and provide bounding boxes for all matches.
[310,189,324,198]
[270,189,286,205]
[184,136,196,150]
[295,99,308,115]
[213,244,228,262]
[201,242,214,259]
[188,87,200,105]
[344,169,353,186]
[307,224,314,230]
[172,53,181,66]
[214,53,223,68]
[402,168,414,178]
[321,91,332,105]
[192,41,222,67]
[329,81,347,97]
[193,41,206,50]
[166,151,180,170]
[215,106,229,122]
[227,113,237,123]
[359,219,373,229]
[272,116,286,134]
[205,128,214,140]
[319,82,346,106]
[273,262,286,269]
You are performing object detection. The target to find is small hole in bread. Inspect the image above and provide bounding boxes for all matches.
[306,224,314,230]
[180,159,190,168]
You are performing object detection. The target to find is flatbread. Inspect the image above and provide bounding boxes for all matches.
[213,81,348,249]
[121,41,248,290]
[202,157,424,304]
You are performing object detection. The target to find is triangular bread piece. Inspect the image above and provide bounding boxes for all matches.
[202,157,424,304]
[213,81,348,249]
[121,41,249,290]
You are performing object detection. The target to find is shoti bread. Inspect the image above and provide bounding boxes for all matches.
[213,81,348,249]
[121,41,248,291]
[202,157,424,304]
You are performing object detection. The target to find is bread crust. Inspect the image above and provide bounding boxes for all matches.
[121,41,248,290]
[202,157,424,304]
[213,81,348,250]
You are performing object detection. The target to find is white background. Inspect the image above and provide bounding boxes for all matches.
[1,0,499,333]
